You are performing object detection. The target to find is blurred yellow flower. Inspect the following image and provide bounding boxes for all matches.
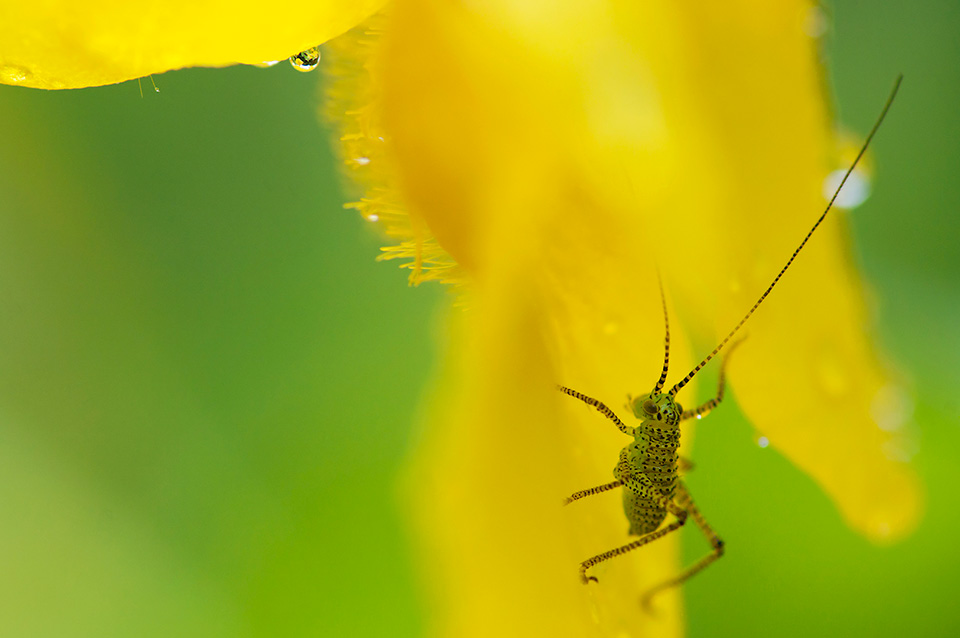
[0,0,385,89]
[326,0,923,635]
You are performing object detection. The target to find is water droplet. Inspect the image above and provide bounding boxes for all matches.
[757,436,770,448]
[289,47,321,72]
[823,168,871,209]
[871,384,913,432]
[695,414,702,420]
[353,157,371,166]
[803,6,828,38]
[882,435,919,463]
[0,65,31,84]
[366,214,379,222]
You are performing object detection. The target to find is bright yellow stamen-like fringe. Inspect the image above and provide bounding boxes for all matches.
[323,14,462,287]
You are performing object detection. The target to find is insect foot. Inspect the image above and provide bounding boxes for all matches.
[579,564,599,584]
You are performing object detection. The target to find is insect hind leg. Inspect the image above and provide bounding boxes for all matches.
[579,501,688,584]
[640,482,724,611]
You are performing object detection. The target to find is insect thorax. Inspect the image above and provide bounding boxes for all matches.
[618,391,683,535]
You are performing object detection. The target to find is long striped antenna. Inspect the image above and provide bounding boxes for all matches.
[654,275,671,393]
[669,75,903,397]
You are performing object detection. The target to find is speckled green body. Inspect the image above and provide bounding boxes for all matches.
[620,392,683,536]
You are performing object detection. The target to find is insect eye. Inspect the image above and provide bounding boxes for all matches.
[642,400,658,415]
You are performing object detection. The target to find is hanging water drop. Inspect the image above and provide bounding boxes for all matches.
[289,47,321,72]
[823,167,871,209]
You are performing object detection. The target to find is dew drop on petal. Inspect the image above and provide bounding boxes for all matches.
[823,168,871,209]
[354,157,371,166]
[803,6,828,38]
[876,521,892,539]
[882,435,920,463]
[0,65,31,83]
[290,47,321,72]
[870,384,913,432]
[757,436,770,448]
[366,214,379,222]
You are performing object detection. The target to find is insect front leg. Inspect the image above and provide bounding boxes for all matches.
[557,385,635,436]
[640,481,724,610]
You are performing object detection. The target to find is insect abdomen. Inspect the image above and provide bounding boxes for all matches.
[621,422,680,536]
[623,490,669,536]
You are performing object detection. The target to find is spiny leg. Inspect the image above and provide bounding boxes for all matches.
[641,482,724,610]
[579,500,688,584]
[680,338,745,421]
[563,480,623,505]
[557,385,634,435]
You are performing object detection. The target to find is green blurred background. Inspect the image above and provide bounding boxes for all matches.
[0,1,956,636]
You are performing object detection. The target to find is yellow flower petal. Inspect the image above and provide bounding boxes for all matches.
[327,0,923,634]
[0,0,386,89]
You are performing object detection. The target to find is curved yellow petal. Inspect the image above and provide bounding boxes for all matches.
[379,1,703,634]
[0,0,385,89]
[326,0,923,634]
[727,248,923,543]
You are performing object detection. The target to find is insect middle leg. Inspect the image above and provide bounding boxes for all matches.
[680,338,744,421]
[563,480,623,505]
[640,481,724,610]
